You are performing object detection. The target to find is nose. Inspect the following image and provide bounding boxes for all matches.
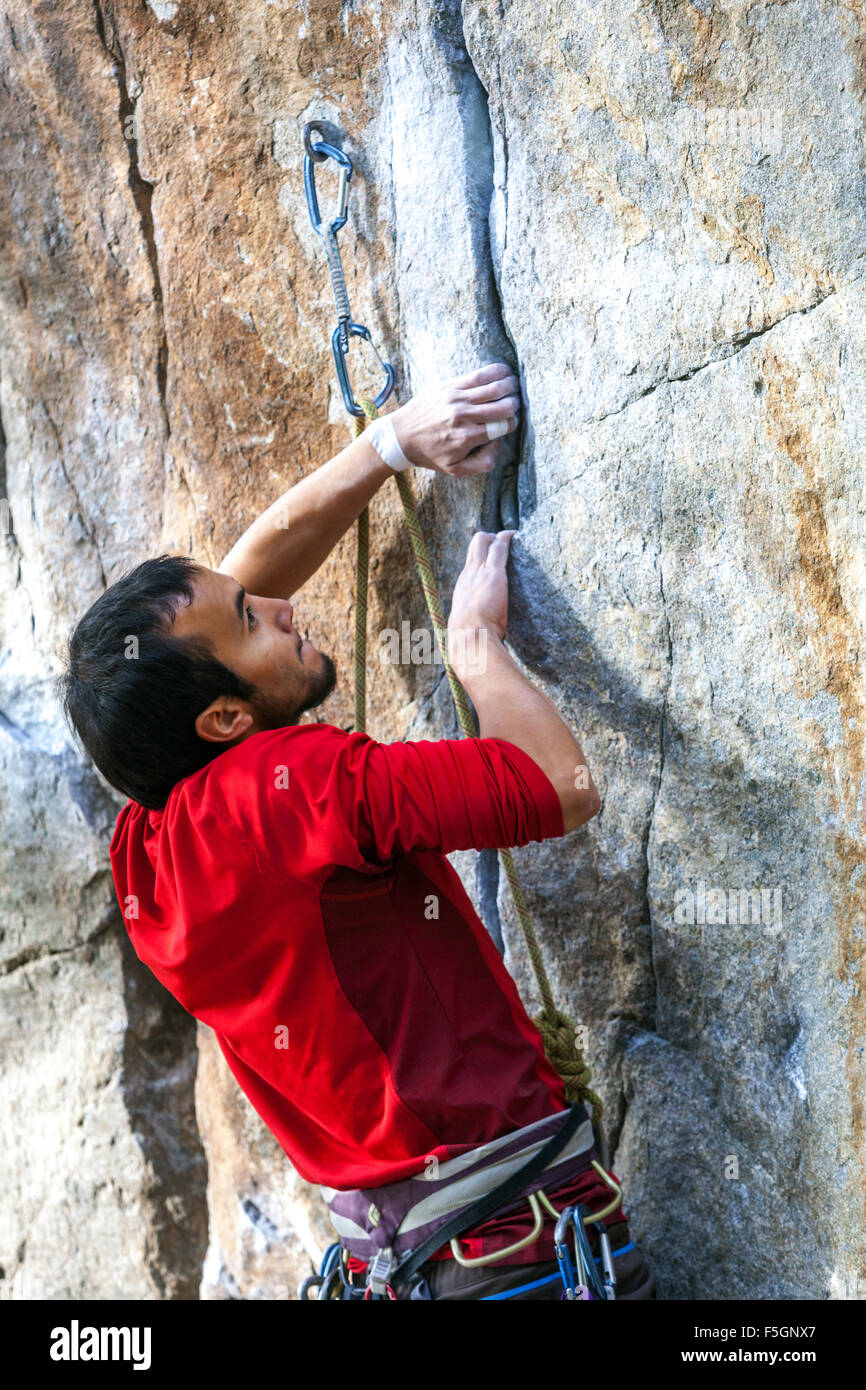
[275,600,295,633]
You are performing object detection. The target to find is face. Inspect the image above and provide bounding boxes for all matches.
[170,566,337,745]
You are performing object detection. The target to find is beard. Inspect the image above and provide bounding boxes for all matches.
[295,651,338,717]
[249,651,338,730]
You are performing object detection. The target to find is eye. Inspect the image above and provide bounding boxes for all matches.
[246,605,257,631]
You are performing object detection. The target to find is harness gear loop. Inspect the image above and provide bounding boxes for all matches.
[449,1159,623,1269]
[350,399,603,1118]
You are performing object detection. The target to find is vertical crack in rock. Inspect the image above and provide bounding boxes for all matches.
[434,2,527,942]
[611,457,671,1164]
[0,366,11,544]
[646,560,671,1037]
[494,50,508,272]
[448,1,520,530]
[640,457,673,1047]
[4,350,50,620]
[93,1,171,446]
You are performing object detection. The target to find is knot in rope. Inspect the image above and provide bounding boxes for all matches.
[533,1006,604,1116]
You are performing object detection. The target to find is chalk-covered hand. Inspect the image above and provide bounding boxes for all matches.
[388,363,521,476]
[447,530,516,678]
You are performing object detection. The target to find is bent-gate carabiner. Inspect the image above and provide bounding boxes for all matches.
[332,323,395,418]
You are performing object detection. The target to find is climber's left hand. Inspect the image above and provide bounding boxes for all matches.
[390,362,521,476]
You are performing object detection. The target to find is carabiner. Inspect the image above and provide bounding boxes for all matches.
[554,1204,578,1299]
[572,1206,606,1300]
[304,137,352,238]
[332,322,396,418]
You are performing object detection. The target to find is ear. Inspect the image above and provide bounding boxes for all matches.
[195,697,255,745]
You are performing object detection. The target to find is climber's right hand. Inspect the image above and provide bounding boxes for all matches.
[447,530,516,677]
[390,362,521,476]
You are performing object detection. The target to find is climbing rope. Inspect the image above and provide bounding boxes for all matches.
[305,122,602,1117]
[351,406,374,733]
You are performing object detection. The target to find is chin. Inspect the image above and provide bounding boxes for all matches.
[297,650,337,715]
[249,653,337,731]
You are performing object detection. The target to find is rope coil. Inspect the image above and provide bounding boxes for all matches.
[351,402,603,1117]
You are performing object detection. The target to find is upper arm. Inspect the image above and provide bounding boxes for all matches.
[218,726,567,878]
[352,734,565,860]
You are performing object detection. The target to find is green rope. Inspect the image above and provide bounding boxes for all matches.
[352,405,376,735]
[350,399,602,1117]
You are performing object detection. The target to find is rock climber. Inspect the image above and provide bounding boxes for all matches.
[59,361,653,1300]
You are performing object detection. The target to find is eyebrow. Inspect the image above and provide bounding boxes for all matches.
[234,582,246,630]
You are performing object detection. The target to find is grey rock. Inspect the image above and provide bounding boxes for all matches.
[0,0,862,1299]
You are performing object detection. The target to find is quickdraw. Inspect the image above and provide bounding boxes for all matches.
[302,121,395,418]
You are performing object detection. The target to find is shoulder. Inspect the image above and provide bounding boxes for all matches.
[190,723,354,786]
[182,723,372,831]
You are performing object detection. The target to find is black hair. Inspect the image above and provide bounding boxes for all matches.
[57,554,255,810]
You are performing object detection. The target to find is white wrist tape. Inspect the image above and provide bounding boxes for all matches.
[366,415,412,471]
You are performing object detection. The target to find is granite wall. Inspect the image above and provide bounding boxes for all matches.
[1,0,863,1299]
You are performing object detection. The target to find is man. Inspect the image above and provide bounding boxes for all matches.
[60,362,646,1301]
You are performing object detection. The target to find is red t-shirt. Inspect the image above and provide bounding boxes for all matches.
[110,724,570,1193]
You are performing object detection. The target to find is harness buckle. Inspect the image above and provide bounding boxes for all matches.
[365,1246,395,1298]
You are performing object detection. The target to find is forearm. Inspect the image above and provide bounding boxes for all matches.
[459,634,600,832]
[217,428,392,596]
[217,363,522,595]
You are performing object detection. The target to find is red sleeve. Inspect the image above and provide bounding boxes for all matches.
[354,733,565,860]
[208,724,563,875]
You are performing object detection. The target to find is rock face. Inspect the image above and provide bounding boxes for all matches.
[1,0,863,1300]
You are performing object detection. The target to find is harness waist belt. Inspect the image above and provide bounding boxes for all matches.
[321,1102,596,1265]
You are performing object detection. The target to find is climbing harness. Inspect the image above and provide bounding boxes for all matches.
[322,1106,601,1263]
[316,1101,628,1300]
[302,1101,626,1300]
[300,125,655,1303]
